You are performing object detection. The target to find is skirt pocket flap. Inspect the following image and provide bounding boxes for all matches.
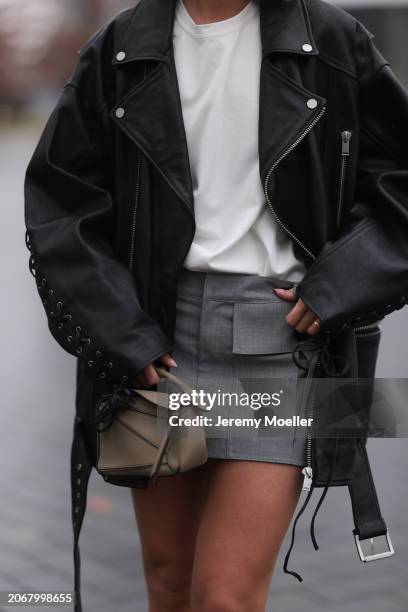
[232,301,297,355]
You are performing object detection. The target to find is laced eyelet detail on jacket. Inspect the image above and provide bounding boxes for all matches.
[50,300,73,331]
[25,229,119,382]
[342,293,408,331]
[65,325,92,355]
[89,350,115,380]
[347,310,386,330]
[28,254,38,278]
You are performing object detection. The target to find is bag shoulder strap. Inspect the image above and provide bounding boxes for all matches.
[154,366,195,394]
[133,367,208,410]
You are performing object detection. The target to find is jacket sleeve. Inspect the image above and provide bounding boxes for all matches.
[295,20,408,334]
[24,37,174,384]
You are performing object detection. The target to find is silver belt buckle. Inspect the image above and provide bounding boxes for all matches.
[354,530,394,562]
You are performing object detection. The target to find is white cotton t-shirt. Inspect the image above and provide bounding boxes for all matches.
[172,0,307,282]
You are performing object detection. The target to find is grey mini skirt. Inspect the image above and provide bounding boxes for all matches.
[170,268,308,467]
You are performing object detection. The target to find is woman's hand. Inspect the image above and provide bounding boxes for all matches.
[134,353,178,388]
[274,287,321,336]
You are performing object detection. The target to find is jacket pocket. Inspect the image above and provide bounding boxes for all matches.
[232,301,298,355]
[336,129,353,232]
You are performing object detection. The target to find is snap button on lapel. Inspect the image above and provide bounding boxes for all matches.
[302,43,313,53]
[307,98,318,109]
[115,107,125,119]
[116,51,126,61]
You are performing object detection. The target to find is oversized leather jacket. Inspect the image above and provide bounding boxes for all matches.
[25,0,408,397]
[24,0,406,599]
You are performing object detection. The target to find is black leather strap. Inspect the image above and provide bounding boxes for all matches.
[70,417,93,612]
[348,437,387,540]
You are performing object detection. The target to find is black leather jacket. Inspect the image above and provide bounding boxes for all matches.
[25,0,408,397]
[24,1,406,599]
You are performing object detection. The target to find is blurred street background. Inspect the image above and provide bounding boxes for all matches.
[1,1,408,611]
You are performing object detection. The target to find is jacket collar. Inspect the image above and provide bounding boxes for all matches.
[110,0,325,236]
[112,0,319,65]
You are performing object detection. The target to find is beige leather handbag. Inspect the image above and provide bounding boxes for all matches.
[96,367,208,481]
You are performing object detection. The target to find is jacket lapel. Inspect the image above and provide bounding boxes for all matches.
[109,0,195,217]
[109,0,326,220]
[258,0,325,181]
[110,49,195,217]
[258,58,326,183]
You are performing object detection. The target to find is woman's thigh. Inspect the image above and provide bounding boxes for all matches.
[191,459,303,611]
[130,461,212,585]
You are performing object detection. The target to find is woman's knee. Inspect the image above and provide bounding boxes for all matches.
[144,556,192,610]
[191,579,265,612]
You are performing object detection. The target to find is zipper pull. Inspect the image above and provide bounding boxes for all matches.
[341,130,352,156]
[301,466,313,492]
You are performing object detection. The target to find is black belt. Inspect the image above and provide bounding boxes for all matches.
[349,437,394,562]
[283,333,394,581]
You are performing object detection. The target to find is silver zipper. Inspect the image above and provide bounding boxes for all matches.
[301,357,319,492]
[128,150,142,272]
[353,322,381,335]
[264,105,326,262]
[263,105,326,491]
[336,130,352,231]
